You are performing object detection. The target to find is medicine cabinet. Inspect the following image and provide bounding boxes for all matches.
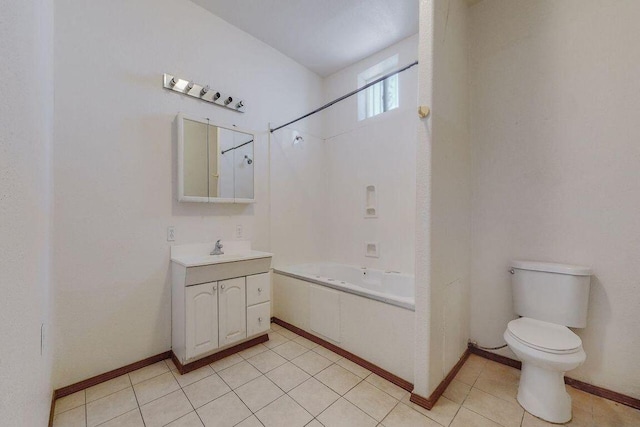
[177,113,254,203]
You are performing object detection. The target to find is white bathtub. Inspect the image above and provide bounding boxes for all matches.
[272,262,415,382]
[273,262,415,310]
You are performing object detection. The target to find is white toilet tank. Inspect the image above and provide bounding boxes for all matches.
[511,260,592,328]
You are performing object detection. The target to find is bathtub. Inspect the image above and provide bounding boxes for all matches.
[272,262,415,382]
[273,263,415,310]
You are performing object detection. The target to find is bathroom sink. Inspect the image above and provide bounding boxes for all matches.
[171,250,273,267]
[170,241,272,268]
[171,241,273,285]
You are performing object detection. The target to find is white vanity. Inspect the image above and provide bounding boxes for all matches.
[170,241,272,372]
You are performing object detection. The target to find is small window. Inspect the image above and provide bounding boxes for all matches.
[358,55,399,121]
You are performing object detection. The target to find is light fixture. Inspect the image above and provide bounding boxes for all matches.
[224,96,233,106]
[169,77,178,86]
[236,100,244,109]
[186,81,194,91]
[213,92,221,101]
[200,85,209,96]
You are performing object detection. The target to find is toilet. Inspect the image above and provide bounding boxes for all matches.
[504,260,591,424]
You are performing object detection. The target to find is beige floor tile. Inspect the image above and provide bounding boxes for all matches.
[236,376,284,412]
[86,387,138,427]
[455,361,484,386]
[463,388,523,427]
[381,402,441,427]
[277,328,300,340]
[336,358,371,379]
[133,371,180,405]
[165,411,204,427]
[182,373,231,409]
[172,365,214,388]
[272,341,309,360]
[567,386,595,414]
[364,374,407,400]
[264,331,289,349]
[344,381,398,422]
[209,353,243,372]
[289,377,340,416]
[315,364,362,395]
[318,397,377,427]
[312,346,343,362]
[592,397,640,427]
[85,375,131,403]
[53,405,86,427]
[442,379,471,404]
[521,407,594,427]
[293,336,320,349]
[292,350,333,375]
[197,392,252,427]
[474,372,519,405]
[450,407,502,427]
[129,361,169,385]
[246,349,287,373]
[217,361,262,389]
[480,360,520,385]
[239,343,270,359]
[255,395,313,427]
[401,394,459,426]
[165,358,178,371]
[140,389,193,427]
[306,420,323,427]
[266,362,311,392]
[100,408,144,427]
[55,390,86,415]
[236,415,264,427]
[270,322,283,331]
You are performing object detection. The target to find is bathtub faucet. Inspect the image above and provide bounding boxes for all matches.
[210,239,224,255]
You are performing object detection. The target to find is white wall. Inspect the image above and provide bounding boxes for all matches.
[322,35,419,274]
[427,0,471,393]
[470,0,640,399]
[413,0,435,397]
[53,0,323,388]
[0,0,54,424]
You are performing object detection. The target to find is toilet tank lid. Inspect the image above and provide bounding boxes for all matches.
[511,260,592,276]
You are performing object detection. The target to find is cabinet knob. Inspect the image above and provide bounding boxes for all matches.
[221,284,225,290]
[213,285,217,291]
[258,317,263,323]
[258,288,262,293]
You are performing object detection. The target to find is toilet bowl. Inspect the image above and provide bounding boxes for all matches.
[504,317,586,423]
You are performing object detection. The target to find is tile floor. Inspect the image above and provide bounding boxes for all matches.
[53,323,640,427]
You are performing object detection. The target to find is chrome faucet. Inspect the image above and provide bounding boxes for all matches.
[210,239,224,255]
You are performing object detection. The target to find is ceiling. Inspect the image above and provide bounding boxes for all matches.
[190,0,419,77]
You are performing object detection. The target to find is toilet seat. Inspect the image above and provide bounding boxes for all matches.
[507,318,582,355]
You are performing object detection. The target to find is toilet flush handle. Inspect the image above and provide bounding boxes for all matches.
[509,268,515,274]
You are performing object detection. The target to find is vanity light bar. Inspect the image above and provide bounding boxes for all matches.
[163,73,245,113]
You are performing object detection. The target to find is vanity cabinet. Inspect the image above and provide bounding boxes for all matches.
[171,246,272,366]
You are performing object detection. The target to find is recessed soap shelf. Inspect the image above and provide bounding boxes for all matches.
[365,242,379,258]
[365,185,377,218]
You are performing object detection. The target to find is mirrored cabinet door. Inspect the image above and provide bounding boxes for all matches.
[178,113,255,203]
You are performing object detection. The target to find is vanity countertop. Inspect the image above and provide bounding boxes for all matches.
[170,241,272,268]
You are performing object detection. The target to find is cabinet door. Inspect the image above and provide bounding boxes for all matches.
[247,301,271,337]
[185,282,218,360]
[218,277,247,346]
[246,272,270,306]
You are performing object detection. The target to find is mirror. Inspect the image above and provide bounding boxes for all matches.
[178,113,254,203]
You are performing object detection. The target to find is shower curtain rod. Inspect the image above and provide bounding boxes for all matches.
[269,60,419,133]
[220,138,253,155]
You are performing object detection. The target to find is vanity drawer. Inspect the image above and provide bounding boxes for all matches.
[246,272,270,306]
[247,301,270,337]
